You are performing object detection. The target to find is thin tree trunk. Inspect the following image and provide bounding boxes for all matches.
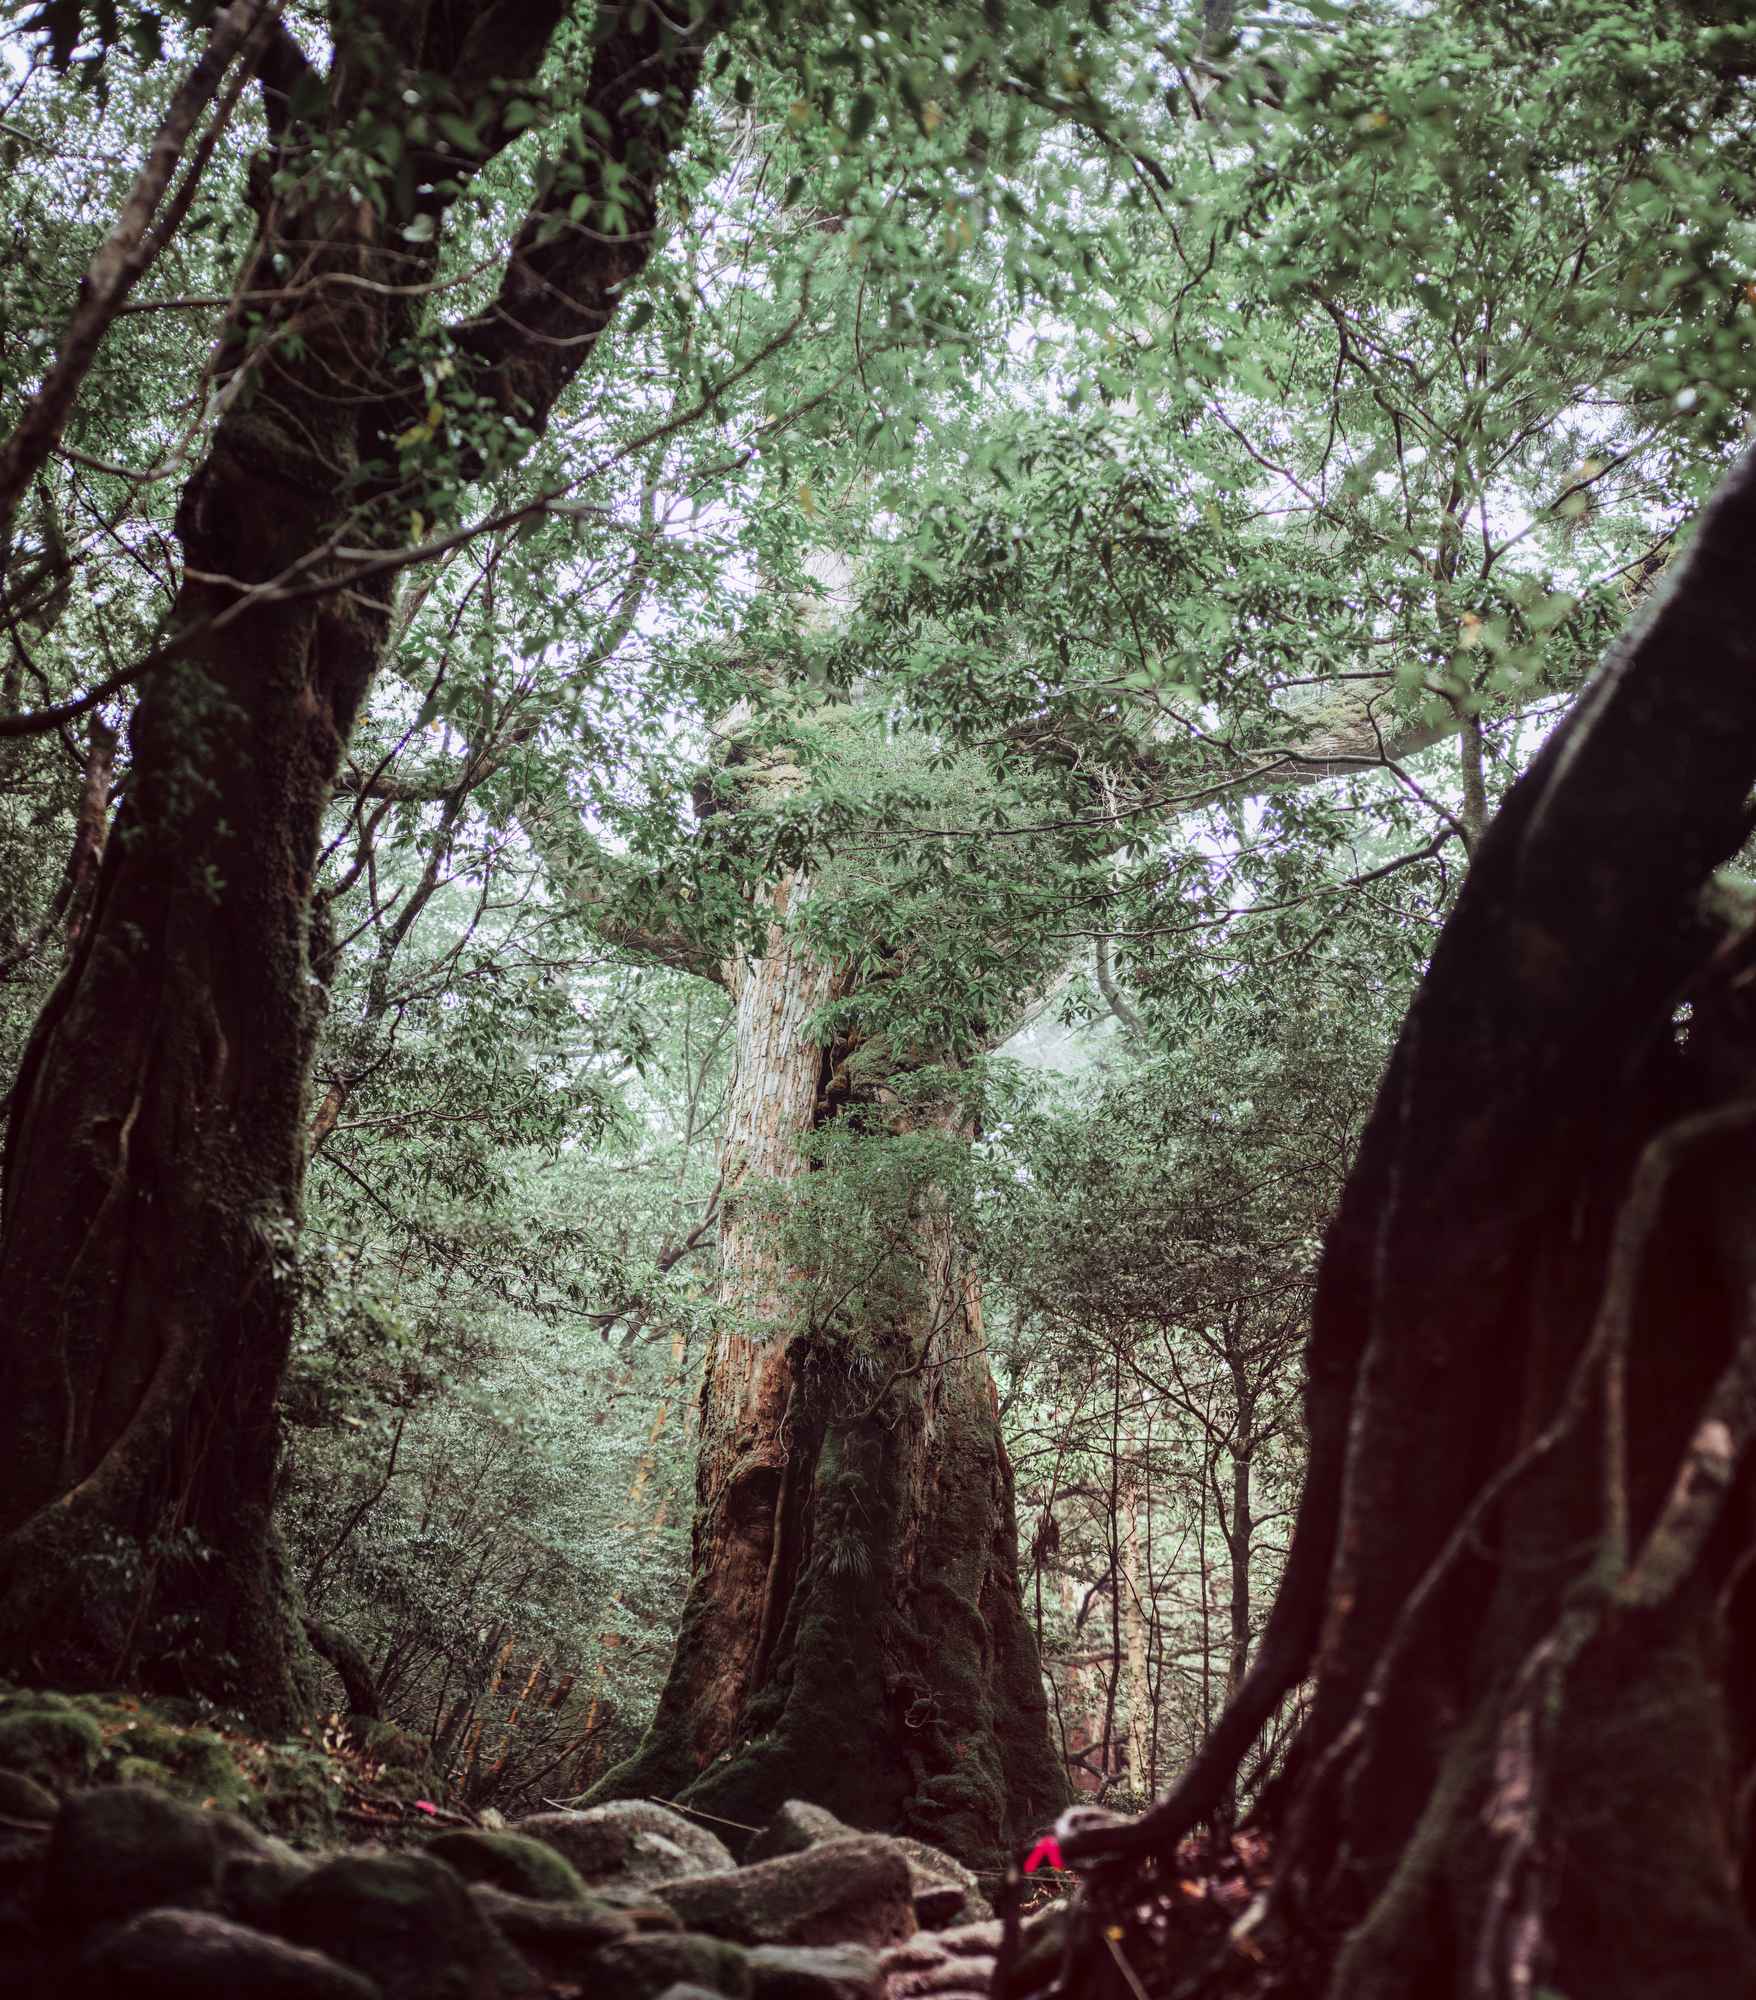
[1123,1460,1150,1795]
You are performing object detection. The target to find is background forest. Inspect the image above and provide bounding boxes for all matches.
[0,0,1749,1837]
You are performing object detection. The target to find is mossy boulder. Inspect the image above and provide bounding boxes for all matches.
[748,1941,885,2000]
[46,1784,223,1933]
[1003,1900,1067,1998]
[0,1767,57,1818]
[516,1802,734,1891]
[585,1929,752,1999]
[891,1836,991,1929]
[744,1806,988,1931]
[424,1829,587,1904]
[80,1907,384,1999]
[467,1880,634,1950]
[102,1724,251,1812]
[275,1850,532,1999]
[209,1812,315,1929]
[746,1801,850,1864]
[0,1699,103,1791]
[652,1838,915,1952]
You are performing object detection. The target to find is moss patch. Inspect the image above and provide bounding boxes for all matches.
[0,1680,456,1848]
[0,1697,103,1790]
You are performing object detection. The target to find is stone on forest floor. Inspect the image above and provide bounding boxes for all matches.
[585,1880,690,1925]
[745,1801,849,1863]
[424,1828,589,1903]
[47,1784,223,1932]
[0,1767,57,1818]
[103,1723,253,1812]
[209,1809,316,1928]
[885,1962,996,1998]
[79,1906,384,1999]
[652,1836,915,1951]
[744,1803,991,1932]
[516,1802,735,1890]
[587,1928,753,1999]
[468,1877,636,1954]
[0,1699,104,1791]
[889,1839,991,1929]
[275,1849,533,1999]
[879,1919,1006,1998]
[747,1939,884,2000]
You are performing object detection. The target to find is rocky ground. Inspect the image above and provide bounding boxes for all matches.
[0,1686,1072,1999]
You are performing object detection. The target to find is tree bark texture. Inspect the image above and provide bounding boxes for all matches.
[0,0,717,1724]
[1055,445,1756,1998]
[589,902,1066,1867]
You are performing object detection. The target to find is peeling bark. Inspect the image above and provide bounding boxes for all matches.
[588,894,1065,1866]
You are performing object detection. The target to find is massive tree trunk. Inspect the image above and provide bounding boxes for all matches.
[588,894,1066,1866]
[1048,446,1756,1997]
[0,0,716,1723]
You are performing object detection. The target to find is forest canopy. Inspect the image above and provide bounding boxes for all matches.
[4,0,1756,1994]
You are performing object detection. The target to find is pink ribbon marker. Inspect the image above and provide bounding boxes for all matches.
[1023,1836,1063,1874]
[413,1800,438,1815]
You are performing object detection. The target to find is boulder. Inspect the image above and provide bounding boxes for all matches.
[0,1700,103,1791]
[744,1802,850,1864]
[890,1838,991,1930]
[423,1830,588,1905]
[104,1724,251,1812]
[80,1907,383,1999]
[0,1820,51,1996]
[586,1930,752,1999]
[46,1785,223,1933]
[743,1805,988,1930]
[467,1879,634,1963]
[515,1802,734,1891]
[218,1843,316,1931]
[274,1850,533,2000]
[584,1881,689,1927]
[0,1768,57,1819]
[652,1837,914,1952]
[748,1941,884,2000]
[879,1919,1002,1998]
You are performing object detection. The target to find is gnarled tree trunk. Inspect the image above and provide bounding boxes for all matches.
[1053,445,1756,2000]
[0,0,717,1723]
[589,899,1066,1866]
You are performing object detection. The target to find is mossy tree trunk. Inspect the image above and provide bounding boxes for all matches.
[1057,446,1756,1999]
[0,0,718,1725]
[588,903,1066,1866]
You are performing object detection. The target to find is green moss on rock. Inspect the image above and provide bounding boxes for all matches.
[0,1766,57,1817]
[46,1783,224,1931]
[103,1724,251,1812]
[0,1701,103,1790]
[587,1930,752,1999]
[275,1849,523,2000]
[424,1830,588,1904]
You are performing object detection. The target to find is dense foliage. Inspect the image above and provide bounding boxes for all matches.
[3,0,1754,1824]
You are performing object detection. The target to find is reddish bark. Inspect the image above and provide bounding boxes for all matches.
[1047,449,1756,1997]
[589,898,1066,1866]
